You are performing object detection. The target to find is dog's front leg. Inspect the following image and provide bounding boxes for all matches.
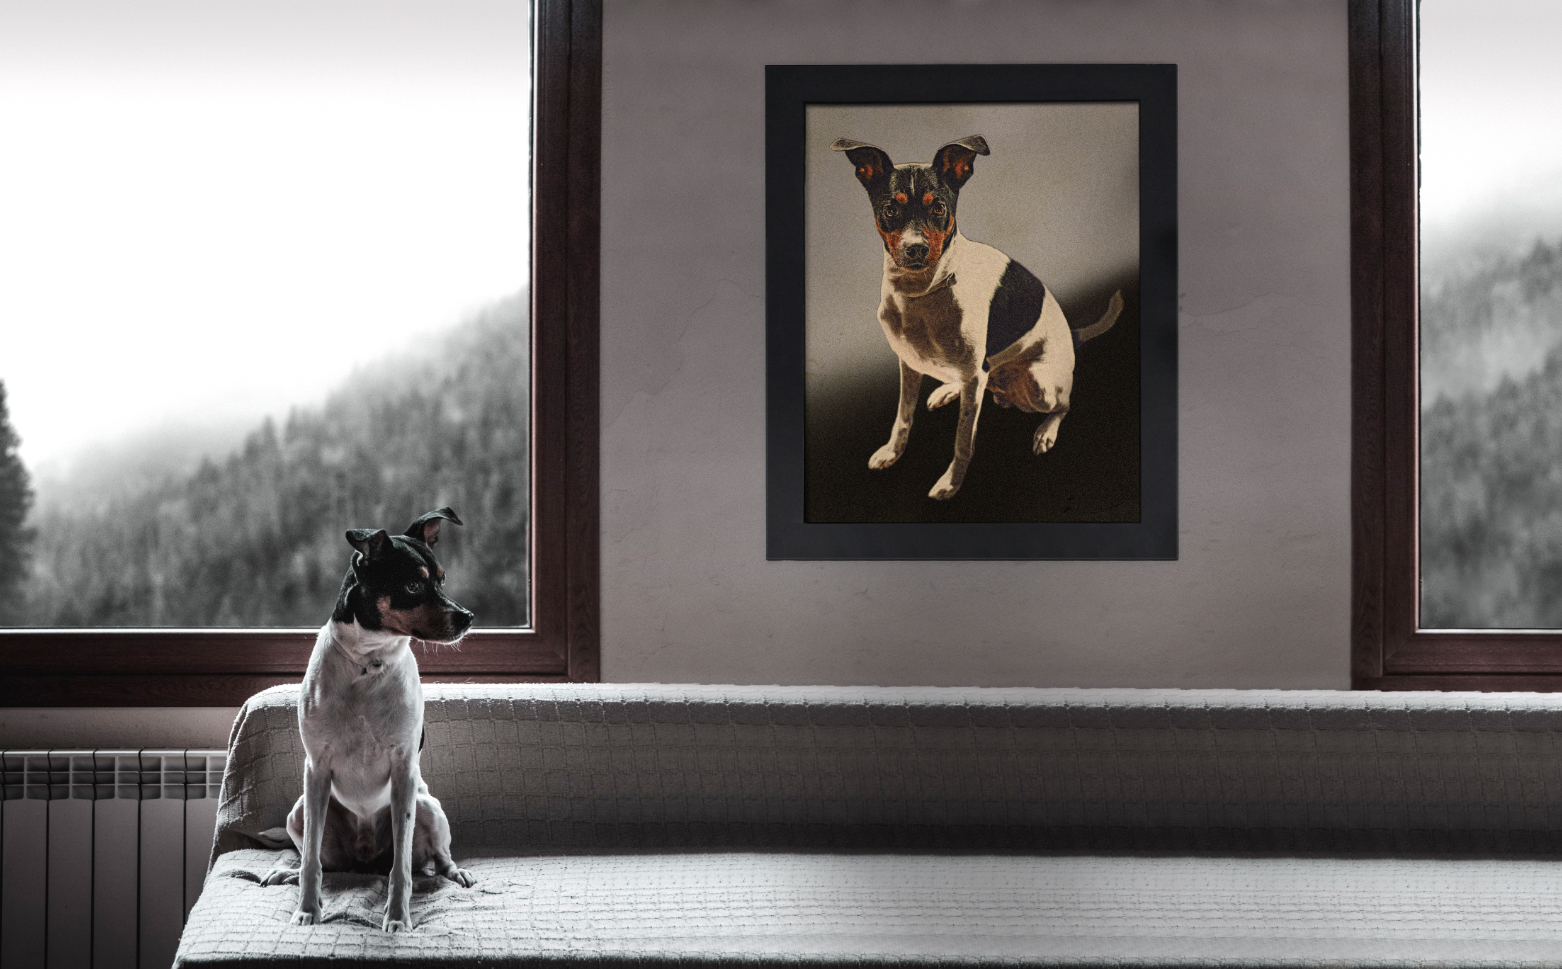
[870,360,922,469]
[929,373,986,500]
[291,759,331,925]
[383,755,418,932]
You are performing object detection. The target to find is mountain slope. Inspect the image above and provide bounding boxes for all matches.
[1422,347,1562,628]
[1421,238,1562,404]
[19,291,531,628]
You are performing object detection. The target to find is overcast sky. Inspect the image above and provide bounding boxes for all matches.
[0,0,530,472]
[1420,0,1562,231]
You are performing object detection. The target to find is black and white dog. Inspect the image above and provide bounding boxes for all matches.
[263,508,475,932]
[832,135,1122,500]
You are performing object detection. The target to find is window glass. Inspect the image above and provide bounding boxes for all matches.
[1419,0,1562,628]
[0,0,532,628]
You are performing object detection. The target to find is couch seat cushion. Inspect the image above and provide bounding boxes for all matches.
[175,848,1562,967]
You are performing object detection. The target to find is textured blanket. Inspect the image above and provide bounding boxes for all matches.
[179,849,1562,967]
[175,684,1562,967]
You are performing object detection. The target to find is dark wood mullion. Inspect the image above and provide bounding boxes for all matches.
[1357,673,1562,692]
[1349,0,1388,683]
[1388,634,1562,674]
[0,672,575,707]
[1378,0,1420,663]
[0,0,602,705]
[1351,0,1562,687]
[564,0,602,683]
[530,0,576,670]
[0,631,568,676]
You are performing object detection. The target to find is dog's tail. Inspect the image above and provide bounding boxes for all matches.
[255,826,293,850]
[1070,290,1124,348]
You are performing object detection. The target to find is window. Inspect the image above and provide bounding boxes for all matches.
[1351,0,1562,687]
[0,0,600,703]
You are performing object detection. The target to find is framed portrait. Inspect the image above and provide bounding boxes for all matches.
[765,64,1177,560]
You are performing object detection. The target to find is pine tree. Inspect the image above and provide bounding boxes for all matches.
[0,381,34,623]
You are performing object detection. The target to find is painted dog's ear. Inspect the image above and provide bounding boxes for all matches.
[346,528,392,560]
[933,135,989,192]
[404,507,463,547]
[832,138,893,193]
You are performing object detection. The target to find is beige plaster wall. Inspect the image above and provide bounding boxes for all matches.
[598,0,1353,689]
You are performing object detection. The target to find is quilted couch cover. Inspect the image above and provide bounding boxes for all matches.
[174,684,1562,967]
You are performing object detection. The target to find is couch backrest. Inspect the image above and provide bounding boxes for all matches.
[214,683,1562,858]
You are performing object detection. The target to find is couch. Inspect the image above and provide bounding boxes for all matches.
[174,683,1562,966]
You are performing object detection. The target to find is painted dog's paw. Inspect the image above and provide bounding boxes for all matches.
[927,382,961,410]
[290,907,321,925]
[868,444,902,469]
[928,471,962,500]
[1033,423,1060,454]
[262,868,300,887]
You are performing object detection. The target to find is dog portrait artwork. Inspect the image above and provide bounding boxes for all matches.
[767,65,1177,559]
[830,133,1125,502]
[803,102,1144,526]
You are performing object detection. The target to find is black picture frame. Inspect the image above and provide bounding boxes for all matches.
[766,64,1178,560]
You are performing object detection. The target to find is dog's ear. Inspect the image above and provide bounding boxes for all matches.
[831,138,894,193]
[346,528,392,560]
[932,135,989,192]
[404,507,463,547]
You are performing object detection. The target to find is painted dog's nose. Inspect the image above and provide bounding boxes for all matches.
[903,242,929,265]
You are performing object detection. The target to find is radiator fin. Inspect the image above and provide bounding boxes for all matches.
[0,749,227,969]
[49,797,92,969]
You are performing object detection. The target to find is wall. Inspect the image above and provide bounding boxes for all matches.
[0,0,1353,748]
[599,0,1353,688]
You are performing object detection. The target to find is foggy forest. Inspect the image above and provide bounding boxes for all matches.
[1421,240,1562,628]
[0,291,530,629]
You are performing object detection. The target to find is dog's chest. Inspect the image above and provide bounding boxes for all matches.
[878,284,971,380]
[304,697,405,814]
[300,655,422,809]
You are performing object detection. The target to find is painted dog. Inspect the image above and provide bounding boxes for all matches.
[833,134,1122,499]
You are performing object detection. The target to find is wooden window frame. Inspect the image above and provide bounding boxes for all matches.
[1351,0,1562,689]
[0,0,601,705]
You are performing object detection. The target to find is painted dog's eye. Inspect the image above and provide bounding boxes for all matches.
[881,202,899,219]
[929,200,947,217]
[404,580,424,595]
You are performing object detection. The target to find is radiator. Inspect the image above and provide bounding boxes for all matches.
[0,750,227,969]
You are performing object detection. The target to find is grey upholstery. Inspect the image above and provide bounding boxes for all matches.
[176,684,1562,967]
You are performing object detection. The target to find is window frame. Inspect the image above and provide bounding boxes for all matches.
[0,0,601,705]
[1351,0,1562,689]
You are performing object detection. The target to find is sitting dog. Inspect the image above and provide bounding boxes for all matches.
[832,134,1123,500]
[262,507,476,932]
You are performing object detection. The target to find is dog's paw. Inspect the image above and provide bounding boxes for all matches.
[1033,424,1060,454]
[928,471,962,500]
[262,868,300,887]
[927,382,961,410]
[445,867,476,888]
[382,916,414,933]
[290,908,321,926]
[868,444,902,469]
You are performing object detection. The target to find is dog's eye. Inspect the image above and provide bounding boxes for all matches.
[404,581,424,595]
[881,202,899,219]
[930,200,947,216]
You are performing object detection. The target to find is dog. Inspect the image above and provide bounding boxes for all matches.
[832,134,1123,500]
[260,507,476,932]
